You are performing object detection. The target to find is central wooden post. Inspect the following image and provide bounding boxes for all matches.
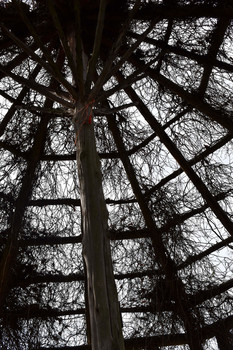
[66,12,125,344]
[74,104,125,350]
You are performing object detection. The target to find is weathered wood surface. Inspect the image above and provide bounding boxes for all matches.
[74,105,125,349]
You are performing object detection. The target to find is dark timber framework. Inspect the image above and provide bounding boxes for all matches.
[0,0,233,349]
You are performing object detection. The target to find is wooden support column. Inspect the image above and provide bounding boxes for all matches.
[64,1,125,342]
[74,105,125,350]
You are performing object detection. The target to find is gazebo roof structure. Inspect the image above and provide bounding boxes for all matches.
[0,0,233,349]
